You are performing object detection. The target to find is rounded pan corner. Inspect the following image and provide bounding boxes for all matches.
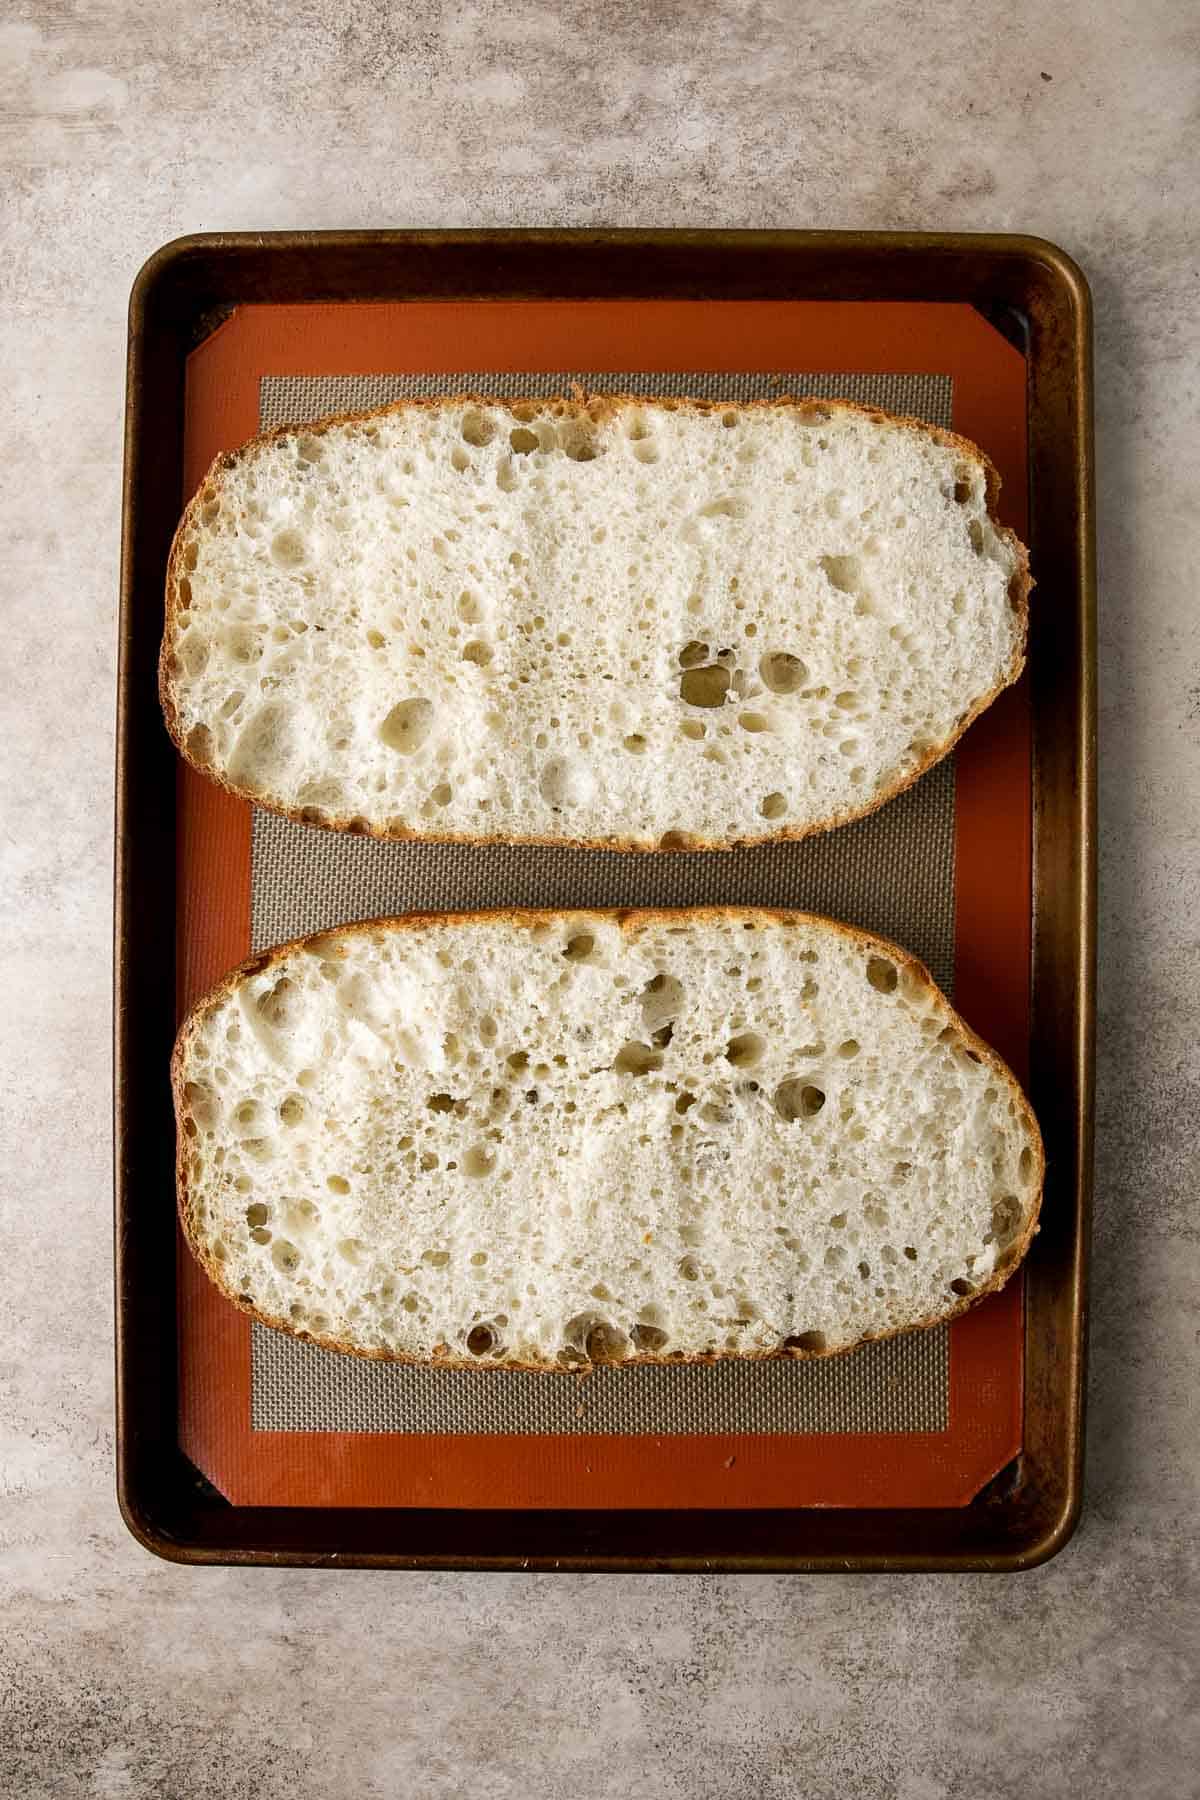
[116,1464,215,1566]
[1021,1485,1084,1570]
[996,233,1093,328]
[127,231,243,333]
[115,1479,189,1564]
[985,1482,1084,1574]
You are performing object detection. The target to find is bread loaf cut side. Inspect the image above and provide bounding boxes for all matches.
[173,908,1043,1369]
[161,396,1030,849]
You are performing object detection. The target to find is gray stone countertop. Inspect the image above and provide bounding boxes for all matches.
[2,3,1196,1795]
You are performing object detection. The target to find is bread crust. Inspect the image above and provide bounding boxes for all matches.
[160,394,1033,852]
[173,905,1044,1372]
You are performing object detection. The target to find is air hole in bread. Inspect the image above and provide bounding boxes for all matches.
[633,440,659,464]
[680,665,730,708]
[271,1239,300,1275]
[185,723,215,768]
[466,1323,496,1356]
[990,1196,1021,1243]
[898,965,929,1005]
[178,633,209,677]
[460,1144,496,1188]
[461,639,492,667]
[379,697,433,754]
[270,529,307,569]
[244,1203,270,1229]
[949,1277,974,1297]
[785,1330,827,1353]
[725,1032,764,1069]
[866,956,898,994]
[509,427,539,454]
[641,971,684,1032]
[774,1079,826,1122]
[759,651,807,694]
[838,1039,860,1059]
[1018,1146,1036,1184]
[623,733,648,754]
[538,756,592,809]
[614,1041,663,1076]
[562,932,595,963]
[448,592,482,630]
[818,554,862,595]
[968,517,986,555]
[760,792,787,819]
[739,712,770,734]
[278,1094,305,1127]
[631,1322,669,1351]
[699,494,745,520]
[326,1174,351,1194]
[678,639,711,669]
[562,425,601,462]
[460,410,495,448]
[422,1249,452,1268]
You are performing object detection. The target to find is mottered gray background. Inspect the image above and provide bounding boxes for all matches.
[2,4,1198,1798]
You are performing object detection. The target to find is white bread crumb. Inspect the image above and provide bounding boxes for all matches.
[174,908,1043,1369]
[162,397,1029,848]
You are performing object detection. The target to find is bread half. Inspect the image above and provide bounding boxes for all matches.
[161,395,1030,849]
[173,908,1043,1369]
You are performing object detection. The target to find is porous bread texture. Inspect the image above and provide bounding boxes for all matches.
[161,396,1030,849]
[174,909,1043,1370]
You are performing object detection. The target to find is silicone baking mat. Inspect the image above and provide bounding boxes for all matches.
[175,299,1029,1508]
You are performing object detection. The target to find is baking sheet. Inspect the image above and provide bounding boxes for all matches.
[172,296,1029,1509]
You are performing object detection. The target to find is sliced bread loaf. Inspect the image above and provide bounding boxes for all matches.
[161,396,1030,848]
[174,908,1042,1369]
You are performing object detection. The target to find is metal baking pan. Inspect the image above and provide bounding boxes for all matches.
[115,229,1094,1569]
